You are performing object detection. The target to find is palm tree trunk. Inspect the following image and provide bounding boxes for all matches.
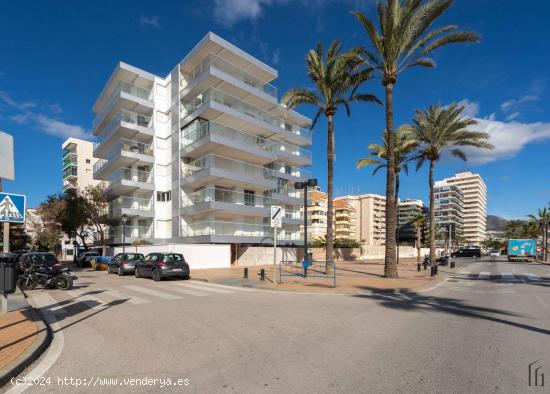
[326,114,335,265]
[384,83,397,278]
[429,159,436,266]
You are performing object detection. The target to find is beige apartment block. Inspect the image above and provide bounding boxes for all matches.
[443,171,487,246]
[307,188,328,241]
[62,137,99,191]
[337,193,386,246]
[334,199,356,241]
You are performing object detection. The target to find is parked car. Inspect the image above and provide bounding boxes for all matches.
[19,252,60,269]
[108,253,144,276]
[489,250,500,257]
[76,251,101,268]
[92,256,113,271]
[134,253,190,281]
[450,248,481,258]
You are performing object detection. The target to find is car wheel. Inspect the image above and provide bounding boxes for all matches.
[153,270,161,282]
[182,274,190,280]
[118,267,124,276]
[135,268,140,278]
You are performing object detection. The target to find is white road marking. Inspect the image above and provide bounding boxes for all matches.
[479,272,491,279]
[501,272,514,279]
[523,273,539,280]
[67,290,108,310]
[124,285,182,300]
[8,294,65,394]
[32,293,67,315]
[177,282,233,294]
[163,286,208,297]
[105,289,150,304]
[188,280,253,292]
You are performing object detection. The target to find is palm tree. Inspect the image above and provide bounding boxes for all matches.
[352,0,479,278]
[406,103,493,266]
[504,219,524,239]
[281,41,379,265]
[527,207,550,261]
[407,213,426,262]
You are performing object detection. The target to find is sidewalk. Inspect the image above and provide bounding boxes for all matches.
[0,289,51,387]
[192,258,443,294]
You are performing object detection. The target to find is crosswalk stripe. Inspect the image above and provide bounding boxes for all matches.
[188,280,252,292]
[523,273,539,280]
[479,272,491,279]
[67,290,108,310]
[32,292,66,316]
[162,286,208,297]
[124,285,182,300]
[105,289,149,305]
[176,282,233,294]
[501,272,514,279]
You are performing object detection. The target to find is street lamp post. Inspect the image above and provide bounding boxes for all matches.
[294,179,317,264]
[121,214,128,254]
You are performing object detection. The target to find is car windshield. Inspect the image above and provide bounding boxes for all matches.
[31,254,56,265]
[125,254,143,260]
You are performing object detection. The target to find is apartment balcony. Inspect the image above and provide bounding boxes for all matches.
[273,141,312,167]
[93,138,154,179]
[180,154,277,190]
[283,209,302,225]
[103,168,154,197]
[181,88,312,146]
[180,121,277,165]
[181,53,277,108]
[180,187,272,217]
[107,225,153,244]
[62,153,77,169]
[109,196,154,218]
[268,162,311,183]
[63,165,78,180]
[180,220,305,245]
[269,187,304,205]
[92,81,154,135]
[94,109,154,151]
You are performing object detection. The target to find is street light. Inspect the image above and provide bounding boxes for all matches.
[294,178,317,264]
[121,214,128,254]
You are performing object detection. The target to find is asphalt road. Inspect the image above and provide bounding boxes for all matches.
[4,257,550,393]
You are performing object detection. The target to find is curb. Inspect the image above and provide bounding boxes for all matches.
[0,306,53,388]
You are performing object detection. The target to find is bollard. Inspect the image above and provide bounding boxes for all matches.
[435,265,438,275]
[244,267,248,279]
[260,269,265,281]
[430,266,434,277]
[304,266,307,278]
[423,262,428,270]
[450,261,455,269]
[417,263,421,272]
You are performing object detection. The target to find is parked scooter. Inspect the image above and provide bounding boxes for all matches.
[17,263,74,290]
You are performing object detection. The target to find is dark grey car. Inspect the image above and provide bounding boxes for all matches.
[107,253,144,276]
[134,253,190,281]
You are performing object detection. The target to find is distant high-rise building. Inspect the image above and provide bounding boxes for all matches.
[62,138,98,191]
[337,193,386,246]
[434,180,464,245]
[442,171,487,246]
[398,199,428,245]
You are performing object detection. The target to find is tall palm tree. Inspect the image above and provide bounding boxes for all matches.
[407,213,426,262]
[352,0,480,278]
[281,41,379,264]
[527,207,550,261]
[504,219,524,239]
[406,103,493,265]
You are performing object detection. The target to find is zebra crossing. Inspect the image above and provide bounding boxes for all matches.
[30,280,254,316]
[444,270,548,294]
[450,271,546,281]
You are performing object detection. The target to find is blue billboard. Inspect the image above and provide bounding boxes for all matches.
[0,192,26,223]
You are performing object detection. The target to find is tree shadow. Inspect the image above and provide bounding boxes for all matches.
[353,290,550,336]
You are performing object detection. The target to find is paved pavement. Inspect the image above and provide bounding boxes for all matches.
[3,257,550,393]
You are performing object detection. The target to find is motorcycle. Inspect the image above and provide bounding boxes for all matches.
[17,263,74,291]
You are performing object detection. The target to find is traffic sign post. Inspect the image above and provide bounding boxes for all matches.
[271,206,283,284]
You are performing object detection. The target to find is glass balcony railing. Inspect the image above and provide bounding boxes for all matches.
[63,166,78,179]
[109,196,153,216]
[104,167,153,186]
[182,187,273,208]
[181,88,311,141]
[109,225,153,240]
[181,154,275,182]
[284,209,302,220]
[62,148,76,159]
[269,186,302,199]
[62,153,77,168]
[268,162,311,180]
[96,109,153,141]
[181,221,304,241]
[186,53,277,98]
[93,138,153,175]
[93,81,152,130]
[273,140,312,162]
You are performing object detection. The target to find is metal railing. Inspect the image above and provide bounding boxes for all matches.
[182,187,273,208]
[96,109,153,142]
[186,53,277,98]
[104,167,153,186]
[181,154,275,181]
[181,221,304,241]
[109,196,153,216]
[93,81,152,130]
[109,225,153,239]
[62,153,77,168]
[63,166,78,179]
[268,162,311,180]
[93,138,153,175]
[181,87,311,140]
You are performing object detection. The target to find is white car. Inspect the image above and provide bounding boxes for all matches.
[489,251,499,256]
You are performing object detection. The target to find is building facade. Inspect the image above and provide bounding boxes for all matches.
[398,199,427,246]
[434,180,464,246]
[338,193,386,246]
[443,171,487,246]
[92,32,312,246]
[333,199,357,241]
[307,188,328,241]
[62,138,98,191]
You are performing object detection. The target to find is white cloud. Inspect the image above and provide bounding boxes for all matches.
[139,15,161,29]
[0,90,35,111]
[213,0,290,26]
[48,103,63,114]
[271,48,281,64]
[504,111,520,121]
[457,99,479,117]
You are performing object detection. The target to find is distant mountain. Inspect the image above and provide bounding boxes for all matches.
[487,215,508,231]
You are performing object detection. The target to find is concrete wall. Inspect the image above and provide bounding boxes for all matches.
[112,243,231,269]
[311,248,361,261]
[236,246,304,266]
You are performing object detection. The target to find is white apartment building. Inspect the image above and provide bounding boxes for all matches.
[443,171,487,246]
[339,193,386,246]
[92,32,312,246]
[398,199,426,245]
[434,180,464,245]
[62,138,98,191]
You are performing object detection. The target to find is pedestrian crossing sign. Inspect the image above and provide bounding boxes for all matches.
[0,192,26,223]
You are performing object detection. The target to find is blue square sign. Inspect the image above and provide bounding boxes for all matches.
[0,192,26,223]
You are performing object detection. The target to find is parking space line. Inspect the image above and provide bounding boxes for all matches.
[124,285,182,300]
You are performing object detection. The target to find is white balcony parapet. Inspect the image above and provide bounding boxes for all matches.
[95,109,153,141]
[109,225,153,240]
[186,53,277,99]
[181,154,275,181]
[182,187,273,208]
[94,138,153,176]
[181,221,304,241]
[104,167,154,186]
[109,196,153,216]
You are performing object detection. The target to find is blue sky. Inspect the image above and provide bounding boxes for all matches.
[0,0,549,219]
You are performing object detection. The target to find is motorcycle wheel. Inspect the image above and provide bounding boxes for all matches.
[54,275,73,290]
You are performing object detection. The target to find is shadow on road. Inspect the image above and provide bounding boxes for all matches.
[354,290,550,336]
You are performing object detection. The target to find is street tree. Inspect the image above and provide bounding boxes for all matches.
[407,213,426,262]
[352,0,479,277]
[527,208,549,260]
